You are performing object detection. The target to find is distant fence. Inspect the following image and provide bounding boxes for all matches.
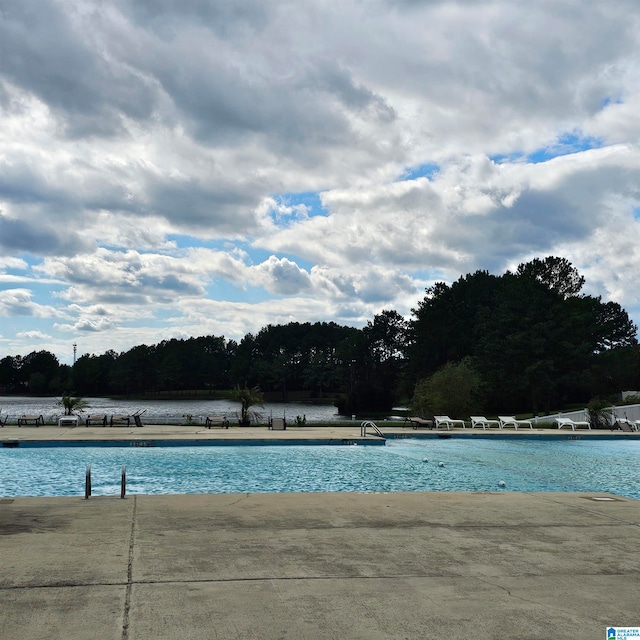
[533,403,640,427]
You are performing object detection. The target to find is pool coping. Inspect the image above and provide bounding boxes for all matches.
[1,437,386,447]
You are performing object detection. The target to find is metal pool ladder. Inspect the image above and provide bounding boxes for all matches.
[360,420,384,438]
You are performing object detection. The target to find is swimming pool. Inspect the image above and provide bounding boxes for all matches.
[2,437,640,499]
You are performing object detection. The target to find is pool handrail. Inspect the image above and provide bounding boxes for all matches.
[360,420,385,438]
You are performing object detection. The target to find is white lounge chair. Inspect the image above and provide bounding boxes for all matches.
[556,417,591,431]
[498,416,533,430]
[434,415,466,429]
[470,416,499,429]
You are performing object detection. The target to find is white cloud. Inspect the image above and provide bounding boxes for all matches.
[36,248,209,304]
[251,256,312,295]
[73,318,117,333]
[1,0,640,361]
[16,329,51,340]
[0,288,59,317]
[0,257,28,270]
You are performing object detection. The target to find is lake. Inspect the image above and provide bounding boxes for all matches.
[0,395,350,424]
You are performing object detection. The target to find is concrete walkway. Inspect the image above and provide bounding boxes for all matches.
[1,491,639,639]
[0,423,380,443]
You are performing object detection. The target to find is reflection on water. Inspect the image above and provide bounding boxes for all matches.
[0,395,343,423]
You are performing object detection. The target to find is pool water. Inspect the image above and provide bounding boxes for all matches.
[2,438,640,499]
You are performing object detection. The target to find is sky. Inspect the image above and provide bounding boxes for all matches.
[1,0,640,365]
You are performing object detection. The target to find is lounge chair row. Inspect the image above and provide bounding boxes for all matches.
[471,416,533,430]
[405,415,594,431]
[82,412,144,427]
[473,416,592,429]
[472,416,592,430]
[405,415,534,430]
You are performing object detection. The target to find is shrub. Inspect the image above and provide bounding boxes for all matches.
[410,358,483,418]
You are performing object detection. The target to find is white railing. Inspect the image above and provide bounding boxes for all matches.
[533,403,640,427]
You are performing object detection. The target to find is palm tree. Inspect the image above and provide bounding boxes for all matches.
[229,386,264,426]
[57,394,89,416]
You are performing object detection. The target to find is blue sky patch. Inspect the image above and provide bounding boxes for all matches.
[491,131,604,166]
[273,191,328,219]
[170,235,215,250]
[601,96,623,109]
[526,132,604,164]
[398,163,440,182]
[205,279,276,304]
[489,151,523,164]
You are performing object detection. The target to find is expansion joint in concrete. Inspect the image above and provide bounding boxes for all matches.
[121,495,137,640]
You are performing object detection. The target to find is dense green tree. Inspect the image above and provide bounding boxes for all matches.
[335,328,391,414]
[409,270,499,377]
[154,336,228,391]
[20,350,60,389]
[474,273,585,412]
[514,255,585,298]
[28,372,47,394]
[108,344,156,394]
[410,257,638,414]
[227,333,259,387]
[333,313,409,414]
[366,310,409,362]
[303,351,342,398]
[593,301,638,352]
[232,322,359,400]
[73,351,118,395]
[411,358,483,419]
[49,363,73,394]
[0,355,20,391]
[589,346,640,398]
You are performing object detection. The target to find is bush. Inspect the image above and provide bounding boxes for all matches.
[410,358,483,418]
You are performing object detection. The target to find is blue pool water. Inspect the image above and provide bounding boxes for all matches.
[2,438,640,499]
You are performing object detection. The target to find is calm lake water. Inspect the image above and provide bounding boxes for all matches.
[0,395,348,423]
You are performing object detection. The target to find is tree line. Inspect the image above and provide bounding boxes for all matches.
[1,257,638,417]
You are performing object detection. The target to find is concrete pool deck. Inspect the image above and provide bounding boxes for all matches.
[1,491,640,639]
[2,425,640,639]
[2,422,639,444]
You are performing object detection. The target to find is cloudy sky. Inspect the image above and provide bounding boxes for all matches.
[1,0,640,364]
